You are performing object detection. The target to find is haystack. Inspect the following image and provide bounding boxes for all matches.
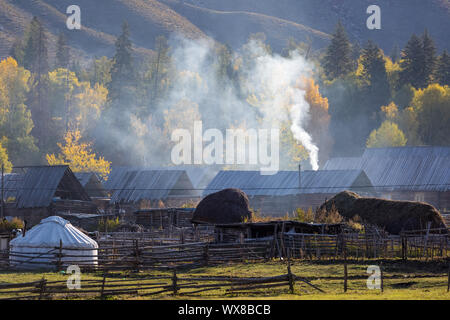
[192,188,252,224]
[319,191,446,234]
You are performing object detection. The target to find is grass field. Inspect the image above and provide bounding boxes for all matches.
[0,259,449,300]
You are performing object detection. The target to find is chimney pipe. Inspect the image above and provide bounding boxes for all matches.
[298,164,301,193]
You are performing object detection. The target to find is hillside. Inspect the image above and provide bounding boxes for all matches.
[174,0,450,53]
[0,0,207,61]
[0,0,448,62]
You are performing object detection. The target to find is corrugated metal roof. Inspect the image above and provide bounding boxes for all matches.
[0,173,22,201]
[110,170,196,203]
[74,172,107,198]
[105,166,217,190]
[1,166,91,208]
[323,147,450,191]
[203,170,372,196]
[74,172,93,187]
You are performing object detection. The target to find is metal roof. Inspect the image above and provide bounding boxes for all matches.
[2,166,91,208]
[74,172,94,187]
[323,147,450,191]
[74,172,107,198]
[109,170,197,203]
[203,170,372,196]
[105,166,217,190]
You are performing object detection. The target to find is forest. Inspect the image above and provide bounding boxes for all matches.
[1,17,449,176]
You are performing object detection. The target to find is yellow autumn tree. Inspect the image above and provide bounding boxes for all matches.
[46,130,111,179]
[366,121,407,148]
[410,83,450,145]
[303,78,333,165]
[0,140,12,173]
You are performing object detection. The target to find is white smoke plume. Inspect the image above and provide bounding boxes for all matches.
[111,35,321,170]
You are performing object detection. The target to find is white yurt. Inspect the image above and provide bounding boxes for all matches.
[9,216,98,270]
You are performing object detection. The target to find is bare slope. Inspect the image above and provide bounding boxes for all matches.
[0,0,206,60]
[179,0,450,52]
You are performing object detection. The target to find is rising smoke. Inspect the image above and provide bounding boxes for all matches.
[108,35,321,171]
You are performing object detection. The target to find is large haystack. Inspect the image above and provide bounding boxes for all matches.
[192,188,252,224]
[320,191,446,234]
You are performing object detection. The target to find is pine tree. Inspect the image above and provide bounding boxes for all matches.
[421,29,437,87]
[9,38,25,66]
[323,21,354,80]
[399,34,425,89]
[360,41,391,123]
[23,17,50,153]
[390,43,400,63]
[55,32,70,69]
[435,50,450,86]
[23,17,49,75]
[108,21,135,103]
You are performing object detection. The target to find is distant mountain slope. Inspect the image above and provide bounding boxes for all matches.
[0,0,207,61]
[179,0,450,53]
[161,0,330,51]
[0,0,448,62]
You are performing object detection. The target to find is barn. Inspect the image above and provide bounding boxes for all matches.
[323,146,450,213]
[1,166,97,226]
[203,169,374,216]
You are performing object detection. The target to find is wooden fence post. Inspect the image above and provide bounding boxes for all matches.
[343,244,348,293]
[38,277,47,300]
[172,269,178,295]
[203,244,209,266]
[134,240,140,272]
[57,239,63,272]
[100,273,106,299]
[447,260,450,293]
[380,262,384,293]
[287,251,295,294]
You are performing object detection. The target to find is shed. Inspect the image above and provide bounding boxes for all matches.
[214,220,346,243]
[9,216,98,270]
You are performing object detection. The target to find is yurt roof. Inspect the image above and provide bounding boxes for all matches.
[10,216,98,249]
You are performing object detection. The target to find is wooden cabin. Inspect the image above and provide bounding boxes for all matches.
[1,166,97,226]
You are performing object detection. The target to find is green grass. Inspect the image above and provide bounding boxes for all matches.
[0,259,449,300]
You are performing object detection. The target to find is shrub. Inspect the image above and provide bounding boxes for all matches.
[98,217,120,232]
[314,205,343,224]
[294,207,315,223]
[0,217,24,232]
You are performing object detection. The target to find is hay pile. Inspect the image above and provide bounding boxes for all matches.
[192,188,252,224]
[319,191,446,234]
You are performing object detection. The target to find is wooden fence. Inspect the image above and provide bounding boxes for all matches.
[0,266,320,300]
[278,232,449,261]
[1,241,271,272]
[1,230,448,272]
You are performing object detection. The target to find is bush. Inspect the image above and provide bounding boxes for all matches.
[0,217,24,232]
[314,205,344,224]
[294,208,315,223]
[98,217,120,232]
